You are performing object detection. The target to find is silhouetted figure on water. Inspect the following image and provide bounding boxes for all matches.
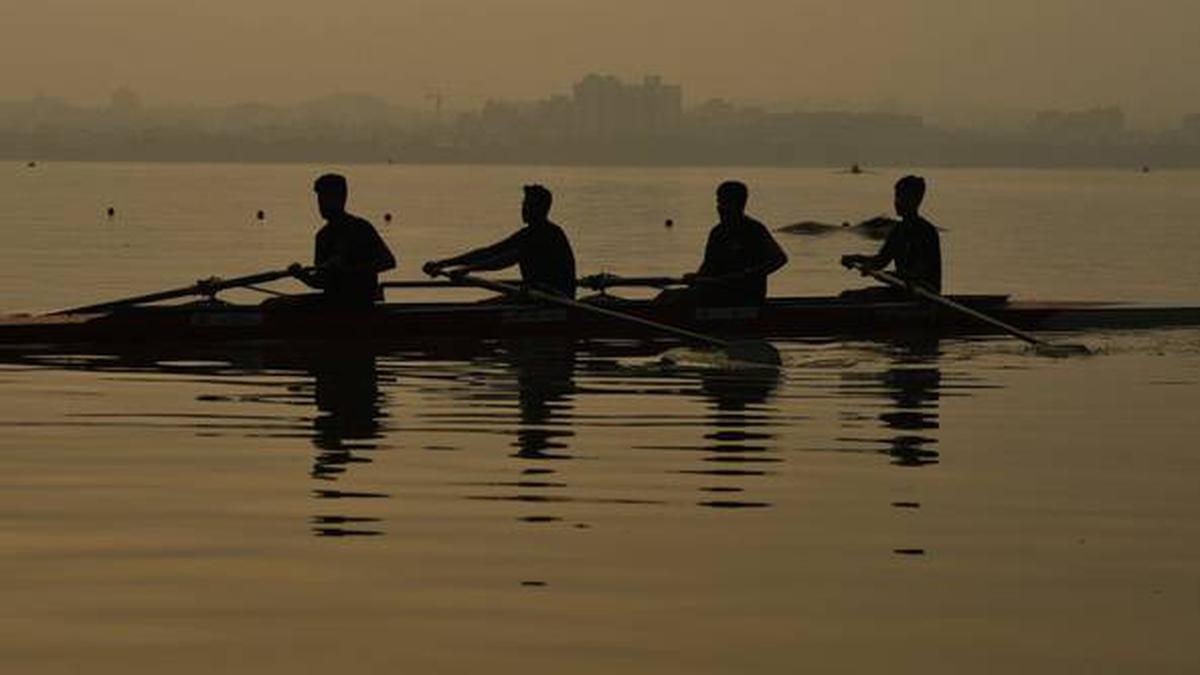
[841,175,942,299]
[662,180,787,307]
[278,173,396,309]
[423,184,577,299]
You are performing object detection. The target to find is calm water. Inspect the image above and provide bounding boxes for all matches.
[2,162,1199,673]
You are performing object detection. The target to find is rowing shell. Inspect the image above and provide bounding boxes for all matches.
[2,295,1199,348]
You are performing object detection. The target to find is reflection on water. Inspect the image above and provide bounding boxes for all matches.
[690,368,782,509]
[306,349,388,537]
[0,335,992,541]
[878,338,942,468]
[509,340,577,461]
[837,338,947,467]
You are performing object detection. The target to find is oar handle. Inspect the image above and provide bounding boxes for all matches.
[55,266,311,315]
[434,271,730,349]
[848,263,1050,347]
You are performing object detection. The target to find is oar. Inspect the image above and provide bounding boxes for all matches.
[381,279,523,290]
[55,266,309,315]
[433,271,781,366]
[383,275,687,292]
[578,274,687,290]
[847,263,1090,357]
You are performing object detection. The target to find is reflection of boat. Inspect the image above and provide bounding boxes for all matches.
[3,294,1199,347]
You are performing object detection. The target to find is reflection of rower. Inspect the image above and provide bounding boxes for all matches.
[693,366,782,509]
[423,185,577,299]
[877,337,942,467]
[310,349,384,460]
[307,348,388,537]
[510,340,577,460]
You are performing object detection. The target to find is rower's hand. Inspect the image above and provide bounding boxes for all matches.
[580,272,614,289]
[422,261,444,278]
[196,276,221,296]
[840,255,866,270]
[287,262,305,276]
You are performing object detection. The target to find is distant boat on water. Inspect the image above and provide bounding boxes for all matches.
[836,163,871,175]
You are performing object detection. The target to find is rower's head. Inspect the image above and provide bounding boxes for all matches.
[521,184,553,224]
[314,173,348,220]
[716,180,749,224]
[894,175,926,219]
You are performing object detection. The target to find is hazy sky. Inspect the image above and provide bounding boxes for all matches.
[3,0,1197,127]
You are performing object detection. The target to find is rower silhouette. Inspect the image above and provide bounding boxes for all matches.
[278,173,396,309]
[423,184,577,299]
[841,175,942,300]
[664,181,787,306]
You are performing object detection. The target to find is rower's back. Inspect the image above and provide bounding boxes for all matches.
[695,181,789,306]
[516,219,577,299]
[303,174,396,308]
[882,176,941,293]
[314,211,396,305]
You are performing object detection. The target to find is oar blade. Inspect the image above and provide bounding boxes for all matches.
[726,340,782,367]
[658,341,781,370]
[1033,342,1092,358]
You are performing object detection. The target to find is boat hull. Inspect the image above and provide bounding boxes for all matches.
[2,296,1199,348]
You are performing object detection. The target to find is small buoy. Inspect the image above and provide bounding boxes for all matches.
[1141,165,1151,173]
[384,212,393,224]
[26,161,36,168]
[106,207,115,218]
[256,210,265,221]
[664,218,674,228]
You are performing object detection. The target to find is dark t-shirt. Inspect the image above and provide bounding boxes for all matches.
[518,223,576,298]
[697,216,783,305]
[879,216,942,292]
[463,222,577,298]
[313,213,395,305]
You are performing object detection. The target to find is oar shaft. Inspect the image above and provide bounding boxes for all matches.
[57,267,302,315]
[580,276,687,290]
[860,266,1049,347]
[448,273,730,349]
[383,276,687,290]
[381,279,522,289]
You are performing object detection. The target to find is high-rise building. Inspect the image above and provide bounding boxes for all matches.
[571,74,682,139]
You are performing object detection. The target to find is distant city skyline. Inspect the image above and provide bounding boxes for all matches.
[4,73,1198,168]
[3,1,1199,130]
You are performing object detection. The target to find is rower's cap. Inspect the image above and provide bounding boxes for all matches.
[314,173,348,196]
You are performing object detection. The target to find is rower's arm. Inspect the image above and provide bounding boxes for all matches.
[841,226,898,271]
[752,230,788,277]
[369,228,397,273]
[439,230,524,272]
